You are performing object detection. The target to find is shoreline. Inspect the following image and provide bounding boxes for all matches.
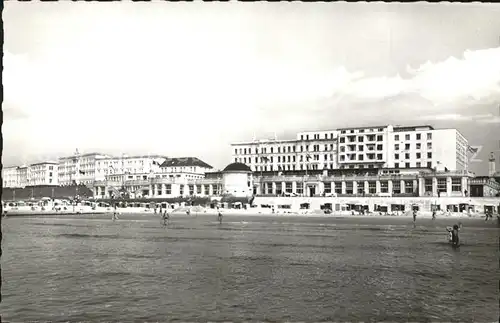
[2,208,494,220]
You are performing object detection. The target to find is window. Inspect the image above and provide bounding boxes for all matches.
[340,137,345,143]
[357,183,364,194]
[276,183,282,195]
[380,181,388,193]
[358,155,364,161]
[416,162,421,167]
[377,144,383,150]
[377,135,383,141]
[452,178,461,192]
[427,142,432,150]
[405,144,410,150]
[405,153,410,159]
[358,136,364,142]
[345,182,353,194]
[204,185,209,196]
[405,134,410,140]
[285,182,292,193]
[395,135,399,141]
[358,145,364,151]
[427,152,432,158]
[405,162,410,168]
[324,182,332,194]
[392,181,401,194]
[437,178,446,193]
[334,182,342,194]
[368,181,376,194]
[416,143,421,149]
[427,161,432,168]
[179,185,184,195]
[377,154,383,160]
[427,133,432,140]
[197,185,202,195]
[395,144,399,150]
[424,179,432,193]
[416,153,421,159]
[394,162,399,168]
[416,133,421,140]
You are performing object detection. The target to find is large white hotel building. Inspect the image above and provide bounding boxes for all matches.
[231,124,469,172]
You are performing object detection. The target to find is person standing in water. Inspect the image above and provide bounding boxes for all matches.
[446,223,461,247]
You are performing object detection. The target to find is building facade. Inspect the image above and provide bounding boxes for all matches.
[231,124,469,173]
[92,157,214,198]
[28,161,58,186]
[94,155,168,181]
[58,152,112,186]
[2,166,21,188]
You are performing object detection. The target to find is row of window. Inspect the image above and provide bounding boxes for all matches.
[340,128,385,134]
[262,177,461,195]
[394,132,432,141]
[300,133,336,140]
[235,143,341,156]
[395,142,432,151]
[340,144,383,152]
[235,153,337,164]
[339,134,383,143]
[340,153,383,162]
[394,152,432,160]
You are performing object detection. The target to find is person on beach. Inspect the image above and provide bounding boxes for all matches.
[112,203,119,221]
[162,210,169,227]
[217,207,223,224]
[446,223,461,246]
[412,210,417,223]
[432,210,436,220]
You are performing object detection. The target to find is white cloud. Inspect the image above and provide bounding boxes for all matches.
[416,112,500,123]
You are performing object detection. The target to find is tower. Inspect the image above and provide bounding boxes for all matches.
[488,152,496,177]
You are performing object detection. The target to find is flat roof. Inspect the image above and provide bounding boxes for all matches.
[100,155,168,160]
[30,161,58,166]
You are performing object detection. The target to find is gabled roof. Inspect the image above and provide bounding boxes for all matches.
[159,157,213,169]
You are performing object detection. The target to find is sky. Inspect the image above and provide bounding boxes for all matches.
[3,2,500,175]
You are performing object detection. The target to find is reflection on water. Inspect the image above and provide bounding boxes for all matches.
[1,214,498,322]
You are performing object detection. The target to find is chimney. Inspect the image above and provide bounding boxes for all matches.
[488,152,496,177]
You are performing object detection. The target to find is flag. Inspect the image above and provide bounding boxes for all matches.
[305,154,312,161]
[444,167,449,172]
[262,156,269,163]
[79,170,85,175]
[152,160,160,166]
[467,145,478,154]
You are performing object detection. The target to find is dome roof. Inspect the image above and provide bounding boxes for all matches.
[223,162,252,173]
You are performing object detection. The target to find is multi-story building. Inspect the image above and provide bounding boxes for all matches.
[92,157,214,198]
[231,124,469,173]
[94,155,168,181]
[2,166,21,188]
[58,152,112,186]
[28,161,58,186]
[18,166,29,188]
[159,157,213,179]
[231,130,339,173]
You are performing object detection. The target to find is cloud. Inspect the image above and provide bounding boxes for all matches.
[328,47,500,106]
[415,112,500,124]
